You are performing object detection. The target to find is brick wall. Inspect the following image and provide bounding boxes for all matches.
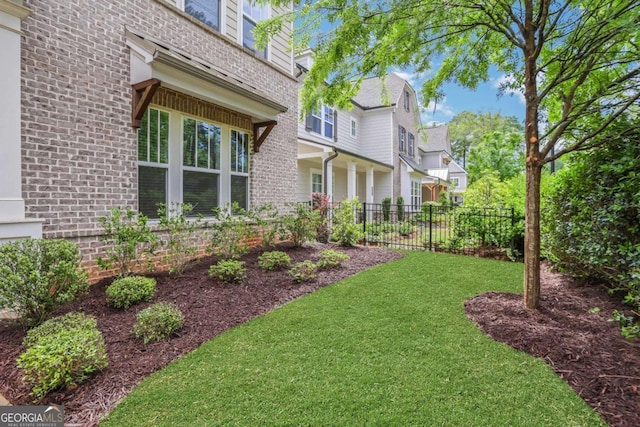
[20,0,298,276]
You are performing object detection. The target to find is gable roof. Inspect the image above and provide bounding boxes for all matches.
[352,73,409,109]
[422,125,451,153]
[448,159,467,174]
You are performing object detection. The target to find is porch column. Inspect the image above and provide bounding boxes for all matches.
[0,0,42,242]
[347,162,356,200]
[366,166,374,221]
[326,159,334,202]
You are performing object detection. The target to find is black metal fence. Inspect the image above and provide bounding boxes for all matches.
[357,203,522,259]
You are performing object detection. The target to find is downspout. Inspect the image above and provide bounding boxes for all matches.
[323,150,339,195]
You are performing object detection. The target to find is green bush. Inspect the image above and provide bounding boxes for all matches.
[398,222,415,236]
[246,203,285,250]
[16,313,108,398]
[208,203,252,260]
[0,239,89,326]
[133,302,184,344]
[106,276,156,309]
[331,198,364,247]
[282,203,321,246]
[396,197,405,222]
[381,197,392,222]
[97,208,158,277]
[258,251,291,271]
[312,193,331,243]
[209,260,246,284]
[317,249,350,270]
[289,260,318,283]
[158,203,203,274]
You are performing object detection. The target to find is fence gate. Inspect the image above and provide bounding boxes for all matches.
[359,203,519,258]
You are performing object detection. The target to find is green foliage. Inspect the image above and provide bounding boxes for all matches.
[208,203,252,260]
[331,198,364,247]
[609,310,640,340]
[106,276,156,310]
[245,203,285,250]
[97,208,158,277]
[545,132,640,336]
[0,239,89,326]
[312,193,331,243]
[158,203,203,274]
[398,222,415,237]
[381,197,392,222]
[258,251,291,271]
[209,260,246,284]
[396,197,405,222]
[316,249,350,270]
[288,260,318,283]
[467,131,524,183]
[17,313,108,398]
[133,302,184,344]
[282,203,321,247]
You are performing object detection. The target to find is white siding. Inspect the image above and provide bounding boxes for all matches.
[374,171,393,203]
[225,0,238,40]
[332,167,348,202]
[335,109,362,153]
[421,152,441,169]
[360,109,393,164]
[270,5,293,74]
[297,160,314,202]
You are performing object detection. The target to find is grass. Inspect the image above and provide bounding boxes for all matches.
[102,251,604,427]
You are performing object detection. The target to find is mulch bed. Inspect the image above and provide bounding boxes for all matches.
[0,243,403,426]
[465,262,640,427]
[2,248,639,426]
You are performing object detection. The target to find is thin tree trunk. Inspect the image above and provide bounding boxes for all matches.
[524,162,542,309]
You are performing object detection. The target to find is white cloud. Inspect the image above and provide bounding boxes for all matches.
[492,74,526,105]
[423,97,456,122]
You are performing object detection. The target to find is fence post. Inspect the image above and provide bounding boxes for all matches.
[429,204,433,251]
[511,206,515,255]
[362,202,367,245]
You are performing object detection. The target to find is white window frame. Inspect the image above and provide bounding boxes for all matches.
[398,126,406,153]
[404,89,410,111]
[451,177,460,188]
[408,133,415,157]
[310,168,322,195]
[137,107,170,220]
[309,105,335,140]
[180,0,224,34]
[350,117,357,138]
[241,0,269,59]
[230,129,250,210]
[411,180,421,210]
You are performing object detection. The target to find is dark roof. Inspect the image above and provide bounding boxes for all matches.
[352,73,408,109]
[399,153,427,176]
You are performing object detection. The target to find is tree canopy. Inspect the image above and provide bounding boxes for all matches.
[260,0,640,309]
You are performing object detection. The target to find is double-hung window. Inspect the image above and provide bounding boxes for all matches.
[311,169,322,195]
[231,130,250,210]
[308,106,335,139]
[350,117,357,138]
[138,108,169,219]
[398,126,406,153]
[408,133,415,157]
[404,90,410,111]
[243,0,268,58]
[411,180,421,210]
[184,0,221,31]
[182,117,221,216]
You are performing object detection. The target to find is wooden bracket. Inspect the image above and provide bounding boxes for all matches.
[253,121,277,153]
[132,78,161,128]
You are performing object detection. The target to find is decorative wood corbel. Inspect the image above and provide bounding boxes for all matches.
[253,120,277,153]
[131,78,161,128]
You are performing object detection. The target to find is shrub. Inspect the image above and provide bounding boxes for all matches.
[282,203,321,246]
[317,249,350,270]
[133,302,184,344]
[396,196,405,222]
[331,198,364,247]
[106,276,156,309]
[381,197,392,222]
[0,239,89,326]
[16,313,108,399]
[208,203,252,260]
[97,208,158,277]
[312,193,331,243]
[289,260,318,283]
[398,222,415,236]
[158,203,203,274]
[209,260,246,284]
[245,203,285,250]
[258,251,291,271]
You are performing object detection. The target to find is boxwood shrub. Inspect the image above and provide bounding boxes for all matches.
[106,276,156,309]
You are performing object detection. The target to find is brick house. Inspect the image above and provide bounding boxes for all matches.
[0,0,297,278]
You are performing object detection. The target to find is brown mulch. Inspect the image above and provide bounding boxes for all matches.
[465,262,640,427]
[0,243,403,426]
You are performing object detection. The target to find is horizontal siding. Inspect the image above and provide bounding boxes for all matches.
[335,109,361,153]
[374,171,393,203]
[270,5,293,74]
[360,109,393,164]
[225,0,238,41]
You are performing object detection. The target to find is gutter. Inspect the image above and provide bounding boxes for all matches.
[323,150,339,195]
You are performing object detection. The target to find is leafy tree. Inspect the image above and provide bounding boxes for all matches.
[449,111,523,168]
[260,0,640,309]
[467,131,524,183]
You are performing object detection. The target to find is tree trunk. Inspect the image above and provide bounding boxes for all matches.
[524,161,542,309]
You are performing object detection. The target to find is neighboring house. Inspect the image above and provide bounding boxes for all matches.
[420,124,468,204]
[0,0,297,278]
[296,51,426,210]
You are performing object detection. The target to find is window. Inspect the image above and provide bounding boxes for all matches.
[183,117,221,216]
[307,105,335,139]
[311,169,322,194]
[408,133,415,157]
[231,130,249,210]
[350,117,357,138]
[138,108,169,219]
[451,177,460,188]
[404,89,410,111]
[184,0,221,31]
[243,0,268,58]
[398,126,406,153]
[411,180,421,210]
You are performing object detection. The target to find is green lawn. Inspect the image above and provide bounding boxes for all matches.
[102,251,604,427]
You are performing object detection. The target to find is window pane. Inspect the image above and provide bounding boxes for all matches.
[197,122,209,169]
[243,17,266,58]
[311,116,321,134]
[159,111,169,163]
[183,117,196,167]
[137,110,148,161]
[138,166,166,219]
[231,130,238,171]
[312,173,322,193]
[209,124,220,169]
[185,0,219,31]
[183,170,218,216]
[231,175,248,211]
[149,109,159,163]
[324,122,333,138]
